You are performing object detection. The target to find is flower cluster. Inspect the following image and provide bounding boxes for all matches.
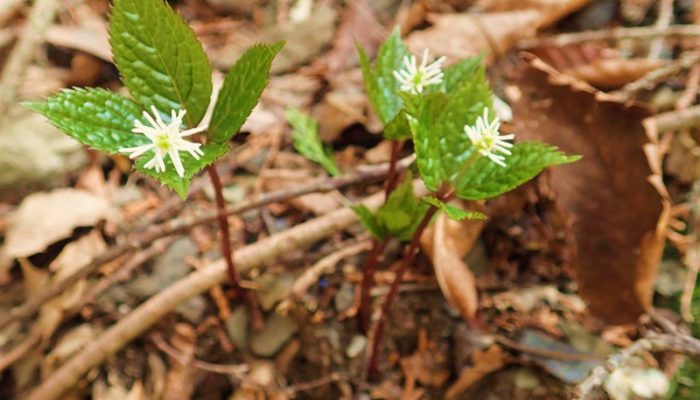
[463,108,514,167]
[120,106,206,177]
[393,49,446,95]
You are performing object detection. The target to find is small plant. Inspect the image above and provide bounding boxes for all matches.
[352,29,580,378]
[25,0,284,292]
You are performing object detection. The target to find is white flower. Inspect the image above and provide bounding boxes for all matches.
[464,108,514,167]
[393,49,446,94]
[120,106,206,178]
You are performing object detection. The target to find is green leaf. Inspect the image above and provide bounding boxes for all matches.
[351,174,428,241]
[383,109,410,140]
[23,88,148,153]
[357,27,410,125]
[286,108,340,176]
[422,196,487,221]
[375,173,429,241]
[209,42,284,143]
[407,64,493,191]
[455,143,580,200]
[134,143,230,198]
[351,204,386,240]
[440,56,482,94]
[109,0,212,126]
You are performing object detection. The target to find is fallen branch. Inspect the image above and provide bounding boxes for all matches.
[0,0,59,115]
[0,156,413,331]
[27,181,427,400]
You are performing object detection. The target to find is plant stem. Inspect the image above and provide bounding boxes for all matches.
[206,165,240,291]
[357,140,403,334]
[383,140,403,200]
[365,195,443,380]
[357,238,388,334]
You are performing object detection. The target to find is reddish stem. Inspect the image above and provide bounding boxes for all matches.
[206,165,240,291]
[365,191,446,380]
[356,140,403,334]
[357,238,388,334]
[383,140,402,200]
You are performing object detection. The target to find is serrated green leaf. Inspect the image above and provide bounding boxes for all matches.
[286,108,340,176]
[351,204,386,240]
[407,64,493,191]
[134,143,230,198]
[109,0,212,126]
[209,42,284,143]
[455,143,580,200]
[422,196,487,221]
[23,88,148,153]
[357,27,410,126]
[383,109,410,140]
[440,56,482,94]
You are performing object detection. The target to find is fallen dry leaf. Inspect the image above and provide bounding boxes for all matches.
[531,44,664,88]
[313,68,370,141]
[400,350,450,389]
[46,25,112,62]
[446,345,507,399]
[510,55,670,323]
[4,188,112,258]
[475,0,592,27]
[316,0,385,76]
[406,11,541,64]
[422,207,486,322]
[209,6,337,74]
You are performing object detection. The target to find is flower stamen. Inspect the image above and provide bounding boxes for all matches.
[119,106,206,177]
[393,48,446,94]
[464,108,514,167]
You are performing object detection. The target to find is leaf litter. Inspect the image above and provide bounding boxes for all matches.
[2,0,700,399]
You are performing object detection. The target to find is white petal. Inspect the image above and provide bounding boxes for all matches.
[169,148,185,177]
[143,109,160,129]
[120,143,155,159]
[178,125,207,137]
[143,156,158,170]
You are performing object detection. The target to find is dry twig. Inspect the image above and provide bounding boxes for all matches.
[26,182,427,400]
[612,52,700,100]
[647,0,674,59]
[0,156,413,331]
[521,25,700,48]
[277,239,373,312]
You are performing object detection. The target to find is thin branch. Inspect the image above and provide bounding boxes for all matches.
[277,239,373,313]
[650,104,700,133]
[521,25,700,49]
[0,0,59,115]
[647,0,674,59]
[0,156,413,331]
[611,52,700,101]
[26,182,427,400]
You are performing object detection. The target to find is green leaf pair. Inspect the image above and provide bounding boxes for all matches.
[285,108,340,176]
[404,65,579,201]
[352,173,429,241]
[25,0,283,198]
